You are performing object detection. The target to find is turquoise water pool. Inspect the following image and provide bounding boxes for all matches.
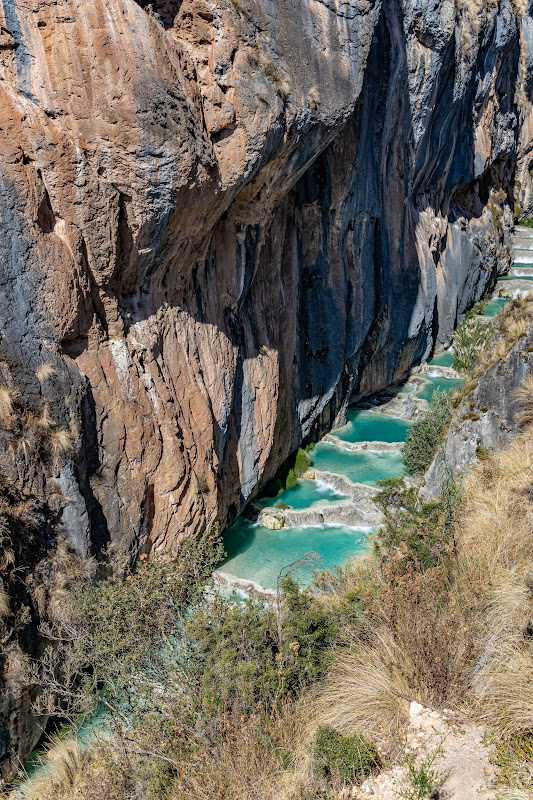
[333,409,411,444]
[221,517,373,590]
[428,350,454,368]
[482,297,508,317]
[270,480,347,509]
[498,275,533,281]
[414,374,463,402]
[310,442,404,485]
[221,339,465,590]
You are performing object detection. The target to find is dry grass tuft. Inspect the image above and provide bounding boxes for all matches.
[279,632,410,794]
[0,587,10,619]
[507,318,529,341]
[473,639,533,737]
[513,374,533,427]
[49,428,75,459]
[35,362,55,383]
[15,736,88,800]
[309,631,411,744]
[177,713,297,800]
[16,430,37,462]
[457,434,533,583]
[488,338,510,365]
[455,426,533,740]
[0,387,16,427]
[37,404,54,430]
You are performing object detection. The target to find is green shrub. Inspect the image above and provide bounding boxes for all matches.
[489,201,503,232]
[397,743,447,800]
[453,316,493,373]
[491,732,533,789]
[30,527,224,721]
[286,468,297,489]
[294,447,312,476]
[465,297,489,319]
[186,577,337,715]
[375,478,453,572]
[403,391,451,475]
[314,725,380,783]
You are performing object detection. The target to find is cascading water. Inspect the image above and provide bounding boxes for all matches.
[219,225,533,594]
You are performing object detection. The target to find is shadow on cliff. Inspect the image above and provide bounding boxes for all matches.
[214,0,522,525]
[61,0,523,538]
[132,0,183,28]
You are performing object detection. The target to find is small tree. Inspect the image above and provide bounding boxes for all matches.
[403,391,451,475]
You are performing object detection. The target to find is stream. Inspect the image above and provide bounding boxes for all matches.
[218,367,456,593]
[218,224,533,594]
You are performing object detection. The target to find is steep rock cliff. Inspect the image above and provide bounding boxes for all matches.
[0,0,530,778]
[424,314,533,495]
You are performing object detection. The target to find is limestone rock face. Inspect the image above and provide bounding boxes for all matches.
[424,320,533,497]
[0,0,531,777]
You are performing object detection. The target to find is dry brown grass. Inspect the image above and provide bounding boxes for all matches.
[507,318,529,341]
[11,715,298,800]
[0,387,16,427]
[47,539,97,608]
[473,639,533,736]
[16,430,37,462]
[513,375,533,427]
[455,427,533,740]
[37,404,54,430]
[457,434,533,583]
[12,736,89,800]
[48,428,75,459]
[274,632,410,796]
[0,587,10,619]
[309,631,411,743]
[35,363,55,383]
[176,712,298,800]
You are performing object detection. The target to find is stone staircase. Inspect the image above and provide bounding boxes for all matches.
[512,225,533,271]
[500,226,533,292]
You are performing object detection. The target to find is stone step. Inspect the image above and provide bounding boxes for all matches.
[322,434,403,452]
[418,364,461,379]
[513,226,533,237]
[498,279,533,297]
[510,266,533,277]
[512,241,533,251]
[258,473,384,530]
[513,253,533,264]
[259,499,383,530]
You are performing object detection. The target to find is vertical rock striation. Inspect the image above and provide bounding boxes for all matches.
[0,0,530,776]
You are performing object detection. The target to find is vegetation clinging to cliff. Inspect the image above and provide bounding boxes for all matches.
[452,315,493,372]
[29,527,224,722]
[402,391,452,475]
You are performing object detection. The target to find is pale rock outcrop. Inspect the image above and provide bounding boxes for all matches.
[424,318,533,496]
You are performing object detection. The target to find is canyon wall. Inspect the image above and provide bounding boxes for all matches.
[0,0,531,778]
[424,314,533,496]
